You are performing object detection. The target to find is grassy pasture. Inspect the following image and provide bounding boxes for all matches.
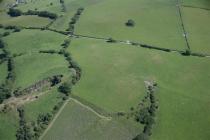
[0,0,14,11]
[182,7,210,54]
[24,88,61,122]
[69,38,147,112]
[14,53,70,89]
[4,29,65,54]
[181,0,210,9]
[17,0,62,14]
[75,0,186,50]
[0,109,19,140]
[43,100,142,140]
[68,38,210,140]
[0,15,51,28]
[0,61,7,85]
[50,0,105,31]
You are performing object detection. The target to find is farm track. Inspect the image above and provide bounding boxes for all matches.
[69,97,112,120]
[39,98,69,140]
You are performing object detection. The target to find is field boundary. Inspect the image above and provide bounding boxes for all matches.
[70,94,112,118]
[176,0,191,50]
[182,5,210,11]
[69,97,112,120]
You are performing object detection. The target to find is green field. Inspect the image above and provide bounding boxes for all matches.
[0,15,51,27]
[68,37,210,140]
[43,100,142,140]
[24,88,61,122]
[4,29,65,54]
[14,53,70,89]
[0,61,7,85]
[182,7,210,54]
[75,0,186,50]
[0,109,19,140]
[181,0,210,9]
[0,0,210,140]
[17,0,62,14]
[69,38,147,112]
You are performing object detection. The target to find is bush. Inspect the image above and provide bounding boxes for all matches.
[61,39,71,48]
[39,50,57,54]
[58,82,72,96]
[3,32,10,37]
[8,8,22,17]
[133,133,149,140]
[14,27,21,32]
[0,85,11,103]
[182,49,191,56]
[126,19,135,27]
[107,37,116,43]
[0,39,5,48]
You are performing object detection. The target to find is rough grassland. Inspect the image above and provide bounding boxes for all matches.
[24,88,61,122]
[43,100,142,140]
[0,109,19,140]
[4,29,65,54]
[69,38,146,112]
[69,38,210,140]
[182,7,210,54]
[0,61,7,85]
[75,0,186,50]
[14,53,70,89]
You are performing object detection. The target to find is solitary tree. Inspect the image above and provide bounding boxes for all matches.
[126,19,135,27]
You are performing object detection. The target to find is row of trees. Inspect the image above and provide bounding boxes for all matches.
[16,106,54,140]
[0,39,15,103]
[58,50,82,85]
[24,10,57,19]
[133,83,158,140]
[7,8,57,19]
[66,7,84,33]
[0,24,22,33]
[16,107,33,140]
[60,0,66,12]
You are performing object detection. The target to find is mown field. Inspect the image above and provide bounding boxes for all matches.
[0,0,210,140]
[43,100,142,140]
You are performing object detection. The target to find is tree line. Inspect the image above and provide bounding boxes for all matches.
[7,8,57,19]
[132,82,158,140]
[0,38,16,103]
[66,7,84,33]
